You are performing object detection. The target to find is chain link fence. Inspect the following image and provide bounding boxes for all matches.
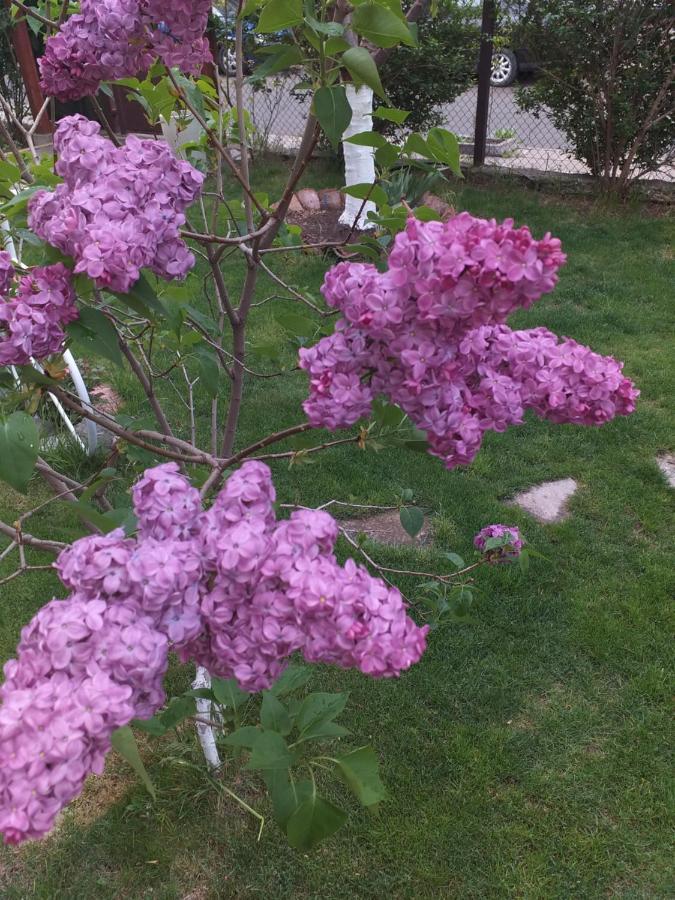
[240,76,674,186]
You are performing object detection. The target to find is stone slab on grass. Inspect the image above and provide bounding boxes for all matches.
[510,478,578,524]
[656,453,675,488]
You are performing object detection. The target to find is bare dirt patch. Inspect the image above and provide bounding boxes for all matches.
[339,509,430,546]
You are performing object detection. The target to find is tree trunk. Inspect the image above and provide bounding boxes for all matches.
[339,84,377,230]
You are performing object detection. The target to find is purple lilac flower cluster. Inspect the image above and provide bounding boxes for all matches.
[39,0,212,101]
[0,461,427,845]
[473,524,523,561]
[0,251,14,295]
[29,116,204,293]
[0,262,78,366]
[300,214,639,468]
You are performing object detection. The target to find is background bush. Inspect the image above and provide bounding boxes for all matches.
[515,0,674,195]
[379,1,480,137]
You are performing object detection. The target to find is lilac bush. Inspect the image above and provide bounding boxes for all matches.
[0,461,426,843]
[0,0,640,851]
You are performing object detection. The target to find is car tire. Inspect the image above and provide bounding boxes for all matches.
[490,49,518,87]
[217,45,237,77]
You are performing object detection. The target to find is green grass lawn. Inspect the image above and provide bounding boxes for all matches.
[1,166,673,899]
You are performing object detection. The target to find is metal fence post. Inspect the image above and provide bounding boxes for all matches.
[4,0,52,134]
[473,0,495,167]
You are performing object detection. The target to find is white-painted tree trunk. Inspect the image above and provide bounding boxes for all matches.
[339,84,377,231]
[193,666,221,770]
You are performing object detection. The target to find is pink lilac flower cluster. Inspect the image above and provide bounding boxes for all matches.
[0,263,78,366]
[39,0,212,101]
[0,461,427,845]
[473,524,523,561]
[29,116,204,293]
[0,251,14,295]
[300,214,639,468]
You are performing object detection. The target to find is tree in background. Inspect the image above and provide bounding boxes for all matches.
[379,1,479,137]
[516,0,674,196]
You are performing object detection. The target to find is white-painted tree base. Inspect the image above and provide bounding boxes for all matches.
[193,666,221,770]
[339,85,377,231]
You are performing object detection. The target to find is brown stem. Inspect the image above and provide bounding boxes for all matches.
[0,519,66,553]
[166,68,267,218]
[118,337,175,438]
[200,422,313,496]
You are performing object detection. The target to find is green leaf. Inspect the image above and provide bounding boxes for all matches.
[444,552,465,569]
[111,272,165,320]
[269,664,312,697]
[0,185,41,218]
[413,205,442,222]
[240,0,260,16]
[224,725,263,748]
[335,746,387,806]
[343,182,389,207]
[402,132,431,158]
[373,399,404,427]
[518,548,530,573]
[313,85,352,149]
[375,142,400,169]
[66,307,123,367]
[195,345,220,397]
[351,3,416,48]
[275,310,317,338]
[261,692,292,736]
[374,106,410,125]
[299,721,351,742]
[211,677,250,710]
[0,412,38,494]
[399,506,424,538]
[341,46,386,100]
[131,715,167,737]
[324,36,351,55]
[245,731,295,770]
[111,725,156,800]
[345,131,388,149]
[257,0,303,32]
[56,499,122,534]
[159,696,196,730]
[264,771,313,827]
[297,692,348,734]
[286,794,347,850]
[248,44,302,82]
[426,128,462,177]
[304,15,344,36]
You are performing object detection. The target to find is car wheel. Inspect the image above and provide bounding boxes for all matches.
[490,49,518,87]
[217,45,237,77]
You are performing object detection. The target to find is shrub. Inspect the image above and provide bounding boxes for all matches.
[516,0,674,195]
[378,1,480,136]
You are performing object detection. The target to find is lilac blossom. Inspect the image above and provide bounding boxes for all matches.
[473,524,524,561]
[0,263,78,366]
[301,214,639,467]
[29,116,204,293]
[39,0,212,101]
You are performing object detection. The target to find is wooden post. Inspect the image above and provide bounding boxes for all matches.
[473,0,495,167]
[5,2,52,133]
